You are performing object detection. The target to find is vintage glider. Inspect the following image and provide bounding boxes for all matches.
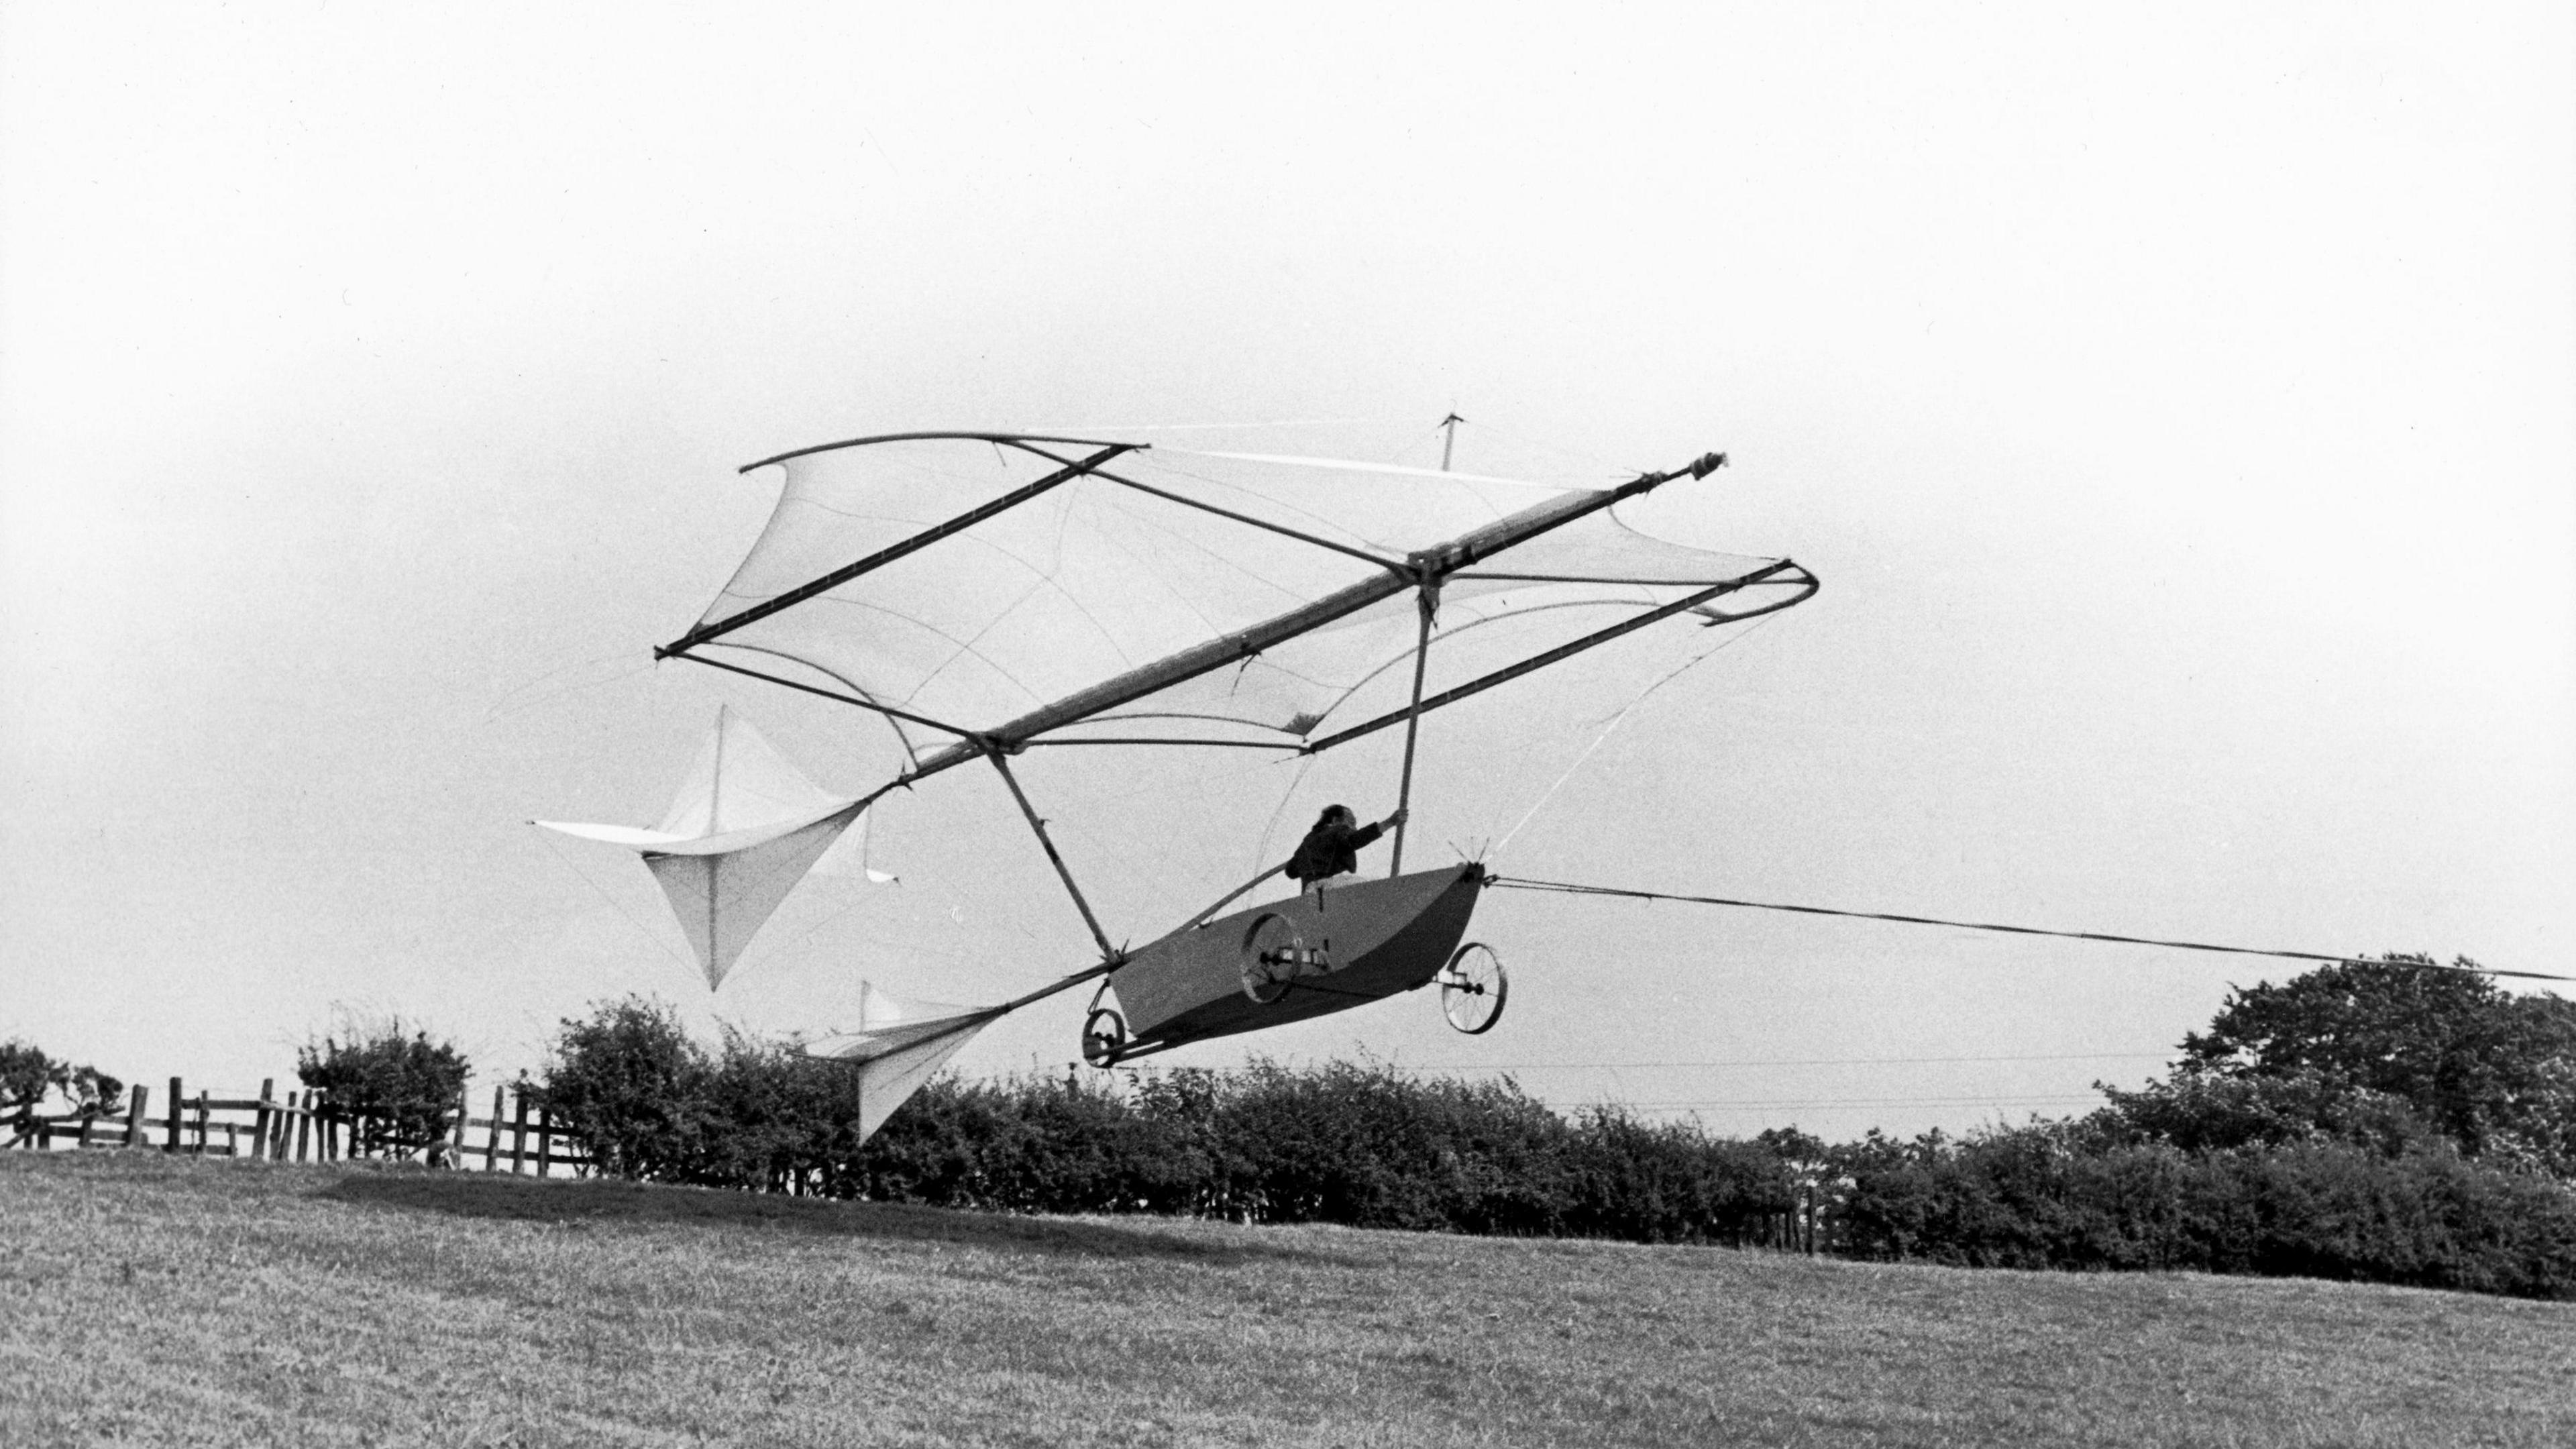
[556,428,1817,1136]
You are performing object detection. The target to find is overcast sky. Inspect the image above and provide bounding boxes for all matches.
[5,4,2569,1139]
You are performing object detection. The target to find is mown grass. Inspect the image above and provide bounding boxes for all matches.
[1,1152,2569,1447]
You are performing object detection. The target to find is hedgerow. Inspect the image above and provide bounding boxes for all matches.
[531,982,2576,1300]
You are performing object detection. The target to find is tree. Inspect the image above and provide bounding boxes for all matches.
[2106,957,2576,1176]
[297,1021,471,1161]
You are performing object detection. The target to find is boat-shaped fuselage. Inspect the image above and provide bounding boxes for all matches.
[1103,863,1487,1059]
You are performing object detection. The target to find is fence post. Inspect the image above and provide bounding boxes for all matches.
[295,1094,313,1163]
[509,1087,529,1175]
[445,1085,468,1169]
[124,1084,148,1150]
[166,1077,183,1153]
[251,1079,274,1163]
[536,1107,555,1178]
[484,1085,504,1172]
[195,1091,210,1155]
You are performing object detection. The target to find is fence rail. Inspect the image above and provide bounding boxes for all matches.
[3,1077,588,1177]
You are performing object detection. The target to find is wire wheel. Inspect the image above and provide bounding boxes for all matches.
[1240,912,1306,1004]
[1438,943,1507,1034]
[1081,1008,1127,1068]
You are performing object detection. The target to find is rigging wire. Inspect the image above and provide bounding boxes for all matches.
[1405,1051,2176,1072]
[526,827,700,975]
[479,650,659,724]
[1250,752,1321,877]
[1551,1095,2108,1112]
[1491,614,1781,857]
[1486,876,2569,981]
[1017,415,1413,435]
[1450,417,1649,483]
[730,860,894,977]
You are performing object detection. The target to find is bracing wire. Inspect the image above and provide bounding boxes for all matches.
[1018,415,1413,435]
[1250,752,1320,877]
[1491,614,1782,858]
[1547,1094,2110,1113]
[736,868,891,978]
[1485,876,2569,981]
[527,827,699,975]
[1406,1051,2176,1072]
[479,651,659,724]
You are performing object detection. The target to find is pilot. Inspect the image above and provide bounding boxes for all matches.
[1286,803,1407,898]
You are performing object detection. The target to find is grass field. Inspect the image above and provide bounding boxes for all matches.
[2,1152,2569,1447]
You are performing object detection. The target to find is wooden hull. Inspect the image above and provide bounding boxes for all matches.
[1104,863,1486,1058]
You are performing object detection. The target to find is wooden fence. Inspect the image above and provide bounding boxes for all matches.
[3,1077,590,1177]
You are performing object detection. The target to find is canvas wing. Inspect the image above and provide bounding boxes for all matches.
[670,438,1809,757]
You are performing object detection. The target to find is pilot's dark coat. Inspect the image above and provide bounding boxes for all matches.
[1287,817,1386,885]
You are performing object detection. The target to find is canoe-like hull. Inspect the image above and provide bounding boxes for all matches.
[1103,863,1487,1059]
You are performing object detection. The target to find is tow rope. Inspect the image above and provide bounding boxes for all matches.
[1484,876,2568,982]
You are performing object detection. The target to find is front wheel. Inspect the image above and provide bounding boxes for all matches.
[1240,913,1308,1004]
[1438,943,1507,1034]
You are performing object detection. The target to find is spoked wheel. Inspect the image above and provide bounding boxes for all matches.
[1438,943,1507,1034]
[1240,912,1308,1004]
[1081,1008,1128,1068]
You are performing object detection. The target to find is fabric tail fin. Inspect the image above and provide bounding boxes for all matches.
[799,985,1009,1142]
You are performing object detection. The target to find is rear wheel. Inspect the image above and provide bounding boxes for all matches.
[1438,943,1507,1034]
[1240,913,1306,1004]
[1081,1008,1127,1067]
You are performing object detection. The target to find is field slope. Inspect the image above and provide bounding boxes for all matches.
[3,1152,2570,1447]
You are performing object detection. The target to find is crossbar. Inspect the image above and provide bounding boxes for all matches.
[1301,561,1817,755]
[663,443,1134,657]
[910,460,1696,771]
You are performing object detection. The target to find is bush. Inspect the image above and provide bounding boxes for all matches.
[536,998,715,1181]
[296,1021,470,1160]
[1212,1059,1570,1232]
[1560,1106,1797,1244]
[2,1039,124,1142]
[1828,1120,2576,1298]
[539,1000,880,1193]
[1,1041,54,1140]
[855,1058,1796,1242]
[859,1068,1218,1214]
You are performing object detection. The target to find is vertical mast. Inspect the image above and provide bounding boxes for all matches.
[1401,412,1463,876]
[1393,413,1462,875]
[1388,580,1436,875]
